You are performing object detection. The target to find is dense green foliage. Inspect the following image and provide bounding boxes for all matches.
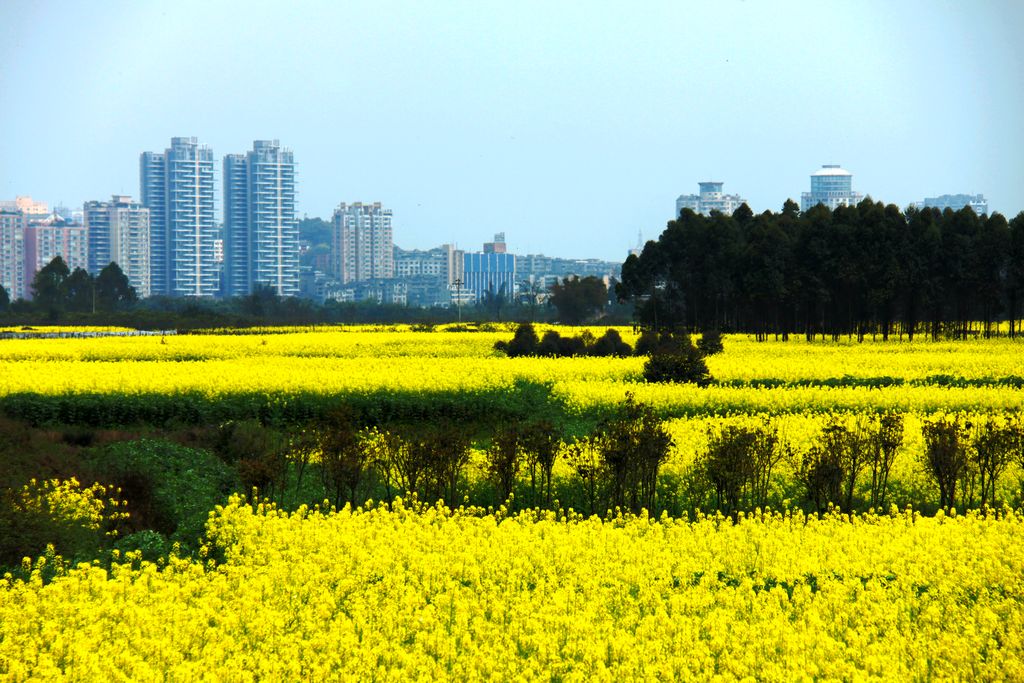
[495,323,632,358]
[549,275,609,324]
[619,201,1024,340]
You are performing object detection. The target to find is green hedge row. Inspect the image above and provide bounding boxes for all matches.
[0,380,565,429]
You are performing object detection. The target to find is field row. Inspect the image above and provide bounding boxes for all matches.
[0,329,1022,381]
[3,497,1022,681]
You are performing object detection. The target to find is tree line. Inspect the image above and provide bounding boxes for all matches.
[0,257,138,320]
[617,200,1024,340]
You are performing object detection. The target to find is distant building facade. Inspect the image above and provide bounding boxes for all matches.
[0,196,49,217]
[393,243,459,306]
[913,193,988,215]
[800,164,864,212]
[483,232,507,254]
[0,210,26,300]
[516,253,621,282]
[325,279,408,306]
[393,244,457,281]
[462,236,516,303]
[223,140,298,297]
[83,195,151,297]
[675,182,748,217]
[140,137,218,297]
[23,213,88,299]
[332,202,393,284]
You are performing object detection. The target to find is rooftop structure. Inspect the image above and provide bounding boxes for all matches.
[675,181,748,217]
[800,164,864,211]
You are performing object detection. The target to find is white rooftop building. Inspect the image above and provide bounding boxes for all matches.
[675,182,748,217]
[800,165,864,211]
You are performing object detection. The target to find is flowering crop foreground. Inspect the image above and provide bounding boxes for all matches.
[3,498,1023,682]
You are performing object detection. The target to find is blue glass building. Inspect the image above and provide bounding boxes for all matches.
[463,252,516,303]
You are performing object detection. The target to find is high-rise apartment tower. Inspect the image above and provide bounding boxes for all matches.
[332,202,394,283]
[140,137,217,296]
[83,195,151,297]
[0,210,26,301]
[223,140,298,297]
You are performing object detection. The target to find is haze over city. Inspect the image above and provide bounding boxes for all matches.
[1,0,1022,261]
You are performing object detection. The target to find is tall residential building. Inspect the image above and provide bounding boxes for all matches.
[332,202,393,284]
[83,200,110,273]
[83,195,151,297]
[140,151,167,294]
[223,140,298,297]
[23,213,88,299]
[0,210,26,300]
[675,182,748,217]
[800,164,864,212]
[140,137,217,297]
[913,193,988,215]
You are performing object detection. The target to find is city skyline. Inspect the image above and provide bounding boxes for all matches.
[2,1,1022,261]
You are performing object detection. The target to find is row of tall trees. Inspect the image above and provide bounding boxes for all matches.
[618,200,1024,340]
[0,257,137,319]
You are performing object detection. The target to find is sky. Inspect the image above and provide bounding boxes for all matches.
[1,0,1022,262]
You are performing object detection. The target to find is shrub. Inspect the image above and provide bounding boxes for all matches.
[114,530,169,563]
[590,329,632,357]
[799,445,844,512]
[643,345,711,385]
[0,478,127,566]
[486,425,522,504]
[597,396,673,515]
[635,330,692,357]
[971,415,1024,507]
[87,440,237,545]
[496,325,634,358]
[317,407,371,509]
[493,323,539,357]
[697,330,724,355]
[923,417,970,509]
[537,330,564,356]
[701,421,781,513]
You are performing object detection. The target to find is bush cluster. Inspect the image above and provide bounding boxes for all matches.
[494,323,631,358]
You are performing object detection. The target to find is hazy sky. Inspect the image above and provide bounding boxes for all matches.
[1,0,1021,261]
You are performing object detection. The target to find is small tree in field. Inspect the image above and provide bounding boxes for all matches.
[318,407,370,508]
[972,416,1021,507]
[868,412,903,508]
[487,425,522,504]
[923,417,969,509]
[522,421,560,507]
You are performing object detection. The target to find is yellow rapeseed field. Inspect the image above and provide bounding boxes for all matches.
[2,327,1023,680]
[2,496,1022,681]
[0,328,1021,416]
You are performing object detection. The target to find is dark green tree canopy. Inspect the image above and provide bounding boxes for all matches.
[0,283,9,312]
[64,267,95,313]
[96,262,138,310]
[30,256,71,319]
[549,275,607,325]
[618,201,1022,340]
